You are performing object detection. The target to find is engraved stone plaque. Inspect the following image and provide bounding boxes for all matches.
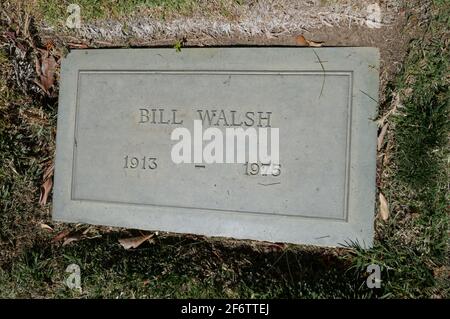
[53,48,379,247]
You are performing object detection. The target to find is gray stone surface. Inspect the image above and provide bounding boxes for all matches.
[53,47,379,247]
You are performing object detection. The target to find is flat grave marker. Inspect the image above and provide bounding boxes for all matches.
[53,48,379,247]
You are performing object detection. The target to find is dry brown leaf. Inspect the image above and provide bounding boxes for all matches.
[4,31,16,40]
[51,229,71,242]
[377,93,400,126]
[34,57,41,78]
[82,227,93,235]
[40,223,53,232]
[261,242,287,253]
[268,243,287,251]
[379,192,389,221]
[43,163,54,180]
[119,234,154,250]
[377,123,389,151]
[68,42,89,49]
[35,49,57,94]
[295,35,308,46]
[295,35,324,47]
[62,234,81,246]
[45,40,55,51]
[142,279,151,286]
[40,54,57,91]
[307,41,323,47]
[22,10,30,38]
[39,164,54,206]
[39,178,53,206]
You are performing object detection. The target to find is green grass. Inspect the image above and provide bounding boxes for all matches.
[0,0,448,298]
[0,233,372,298]
[36,0,247,26]
[38,0,211,26]
[347,0,449,298]
[0,46,57,264]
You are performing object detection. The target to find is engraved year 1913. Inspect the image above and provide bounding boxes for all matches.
[123,155,158,170]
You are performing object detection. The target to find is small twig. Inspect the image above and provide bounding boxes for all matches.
[359,89,378,103]
[313,49,326,98]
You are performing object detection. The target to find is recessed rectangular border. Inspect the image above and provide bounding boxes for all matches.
[53,47,379,248]
[70,70,353,221]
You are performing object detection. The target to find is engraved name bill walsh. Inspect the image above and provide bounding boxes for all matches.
[138,108,272,127]
[134,107,280,168]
